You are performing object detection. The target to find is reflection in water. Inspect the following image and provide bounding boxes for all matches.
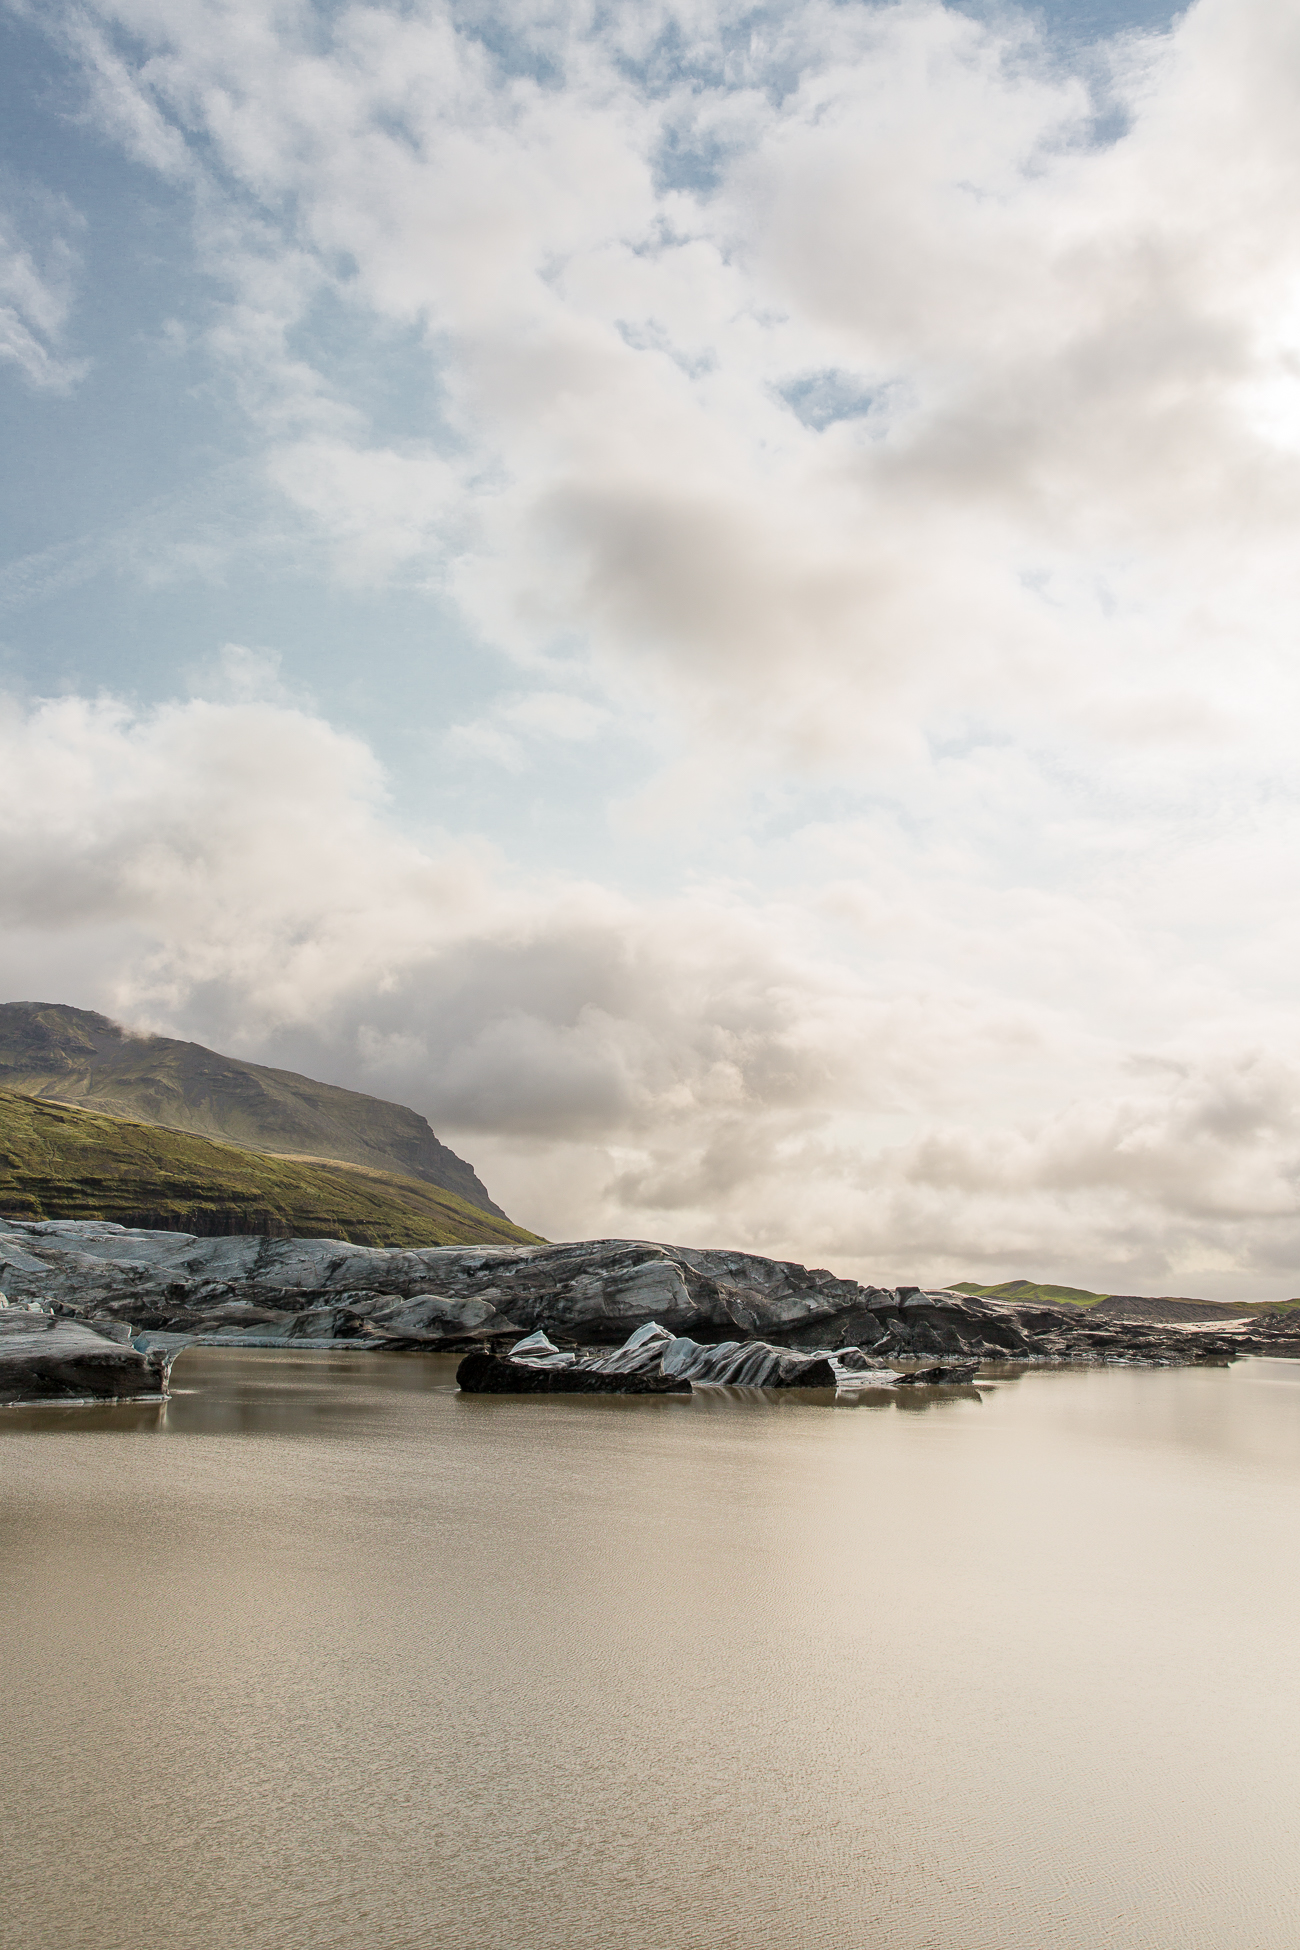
[3,1351,1300,1950]
[0,1352,986,1434]
[1,1347,454,1436]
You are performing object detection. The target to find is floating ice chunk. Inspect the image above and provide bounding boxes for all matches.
[507,1329,577,1370]
[509,1330,558,1357]
[622,1319,673,1352]
[584,1321,676,1374]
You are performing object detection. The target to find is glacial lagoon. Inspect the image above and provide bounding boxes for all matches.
[3,1351,1300,1950]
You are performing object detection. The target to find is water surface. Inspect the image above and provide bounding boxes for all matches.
[3,1351,1299,1950]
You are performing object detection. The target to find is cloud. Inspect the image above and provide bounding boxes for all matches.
[8,2,1300,1294]
[2,685,1300,1296]
[265,436,463,583]
[35,0,1297,784]
[185,642,297,705]
[446,688,612,768]
[0,195,90,392]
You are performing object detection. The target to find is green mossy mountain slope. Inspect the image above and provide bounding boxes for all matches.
[0,1002,508,1218]
[951,1278,1107,1308]
[0,1090,542,1248]
[952,1276,1300,1315]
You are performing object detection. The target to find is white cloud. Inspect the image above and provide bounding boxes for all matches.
[45,0,1300,780]
[9,1,1300,1296]
[1,686,1300,1297]
[265,436,463,582]
[446,687,612,768]
[0,198,89,392]
[501,691,609,741]
[186,641,296,705]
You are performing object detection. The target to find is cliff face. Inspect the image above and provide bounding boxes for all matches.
[0,1002,507,1219]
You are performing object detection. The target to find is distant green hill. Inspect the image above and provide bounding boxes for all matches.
[952,1276,1300,1315]
[951,1278,1106,1308]
[0,1089,542,1248]
[0,1001,507,1218]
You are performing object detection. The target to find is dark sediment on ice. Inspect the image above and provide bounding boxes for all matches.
[456,1349,691,1394]
[0,1309,166,1403]
[0,1219,1264,1374]
[462,1325,848,1392]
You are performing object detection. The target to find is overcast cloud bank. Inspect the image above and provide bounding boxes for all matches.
[4,0,1300,1295]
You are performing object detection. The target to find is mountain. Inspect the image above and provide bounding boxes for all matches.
[0,1089,541,1247]
[951,1276,1292,1318]
[951,1278,1106,1308]
[0,1001,507,1218]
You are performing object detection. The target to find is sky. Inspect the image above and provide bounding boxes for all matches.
[4,0,1300,1297]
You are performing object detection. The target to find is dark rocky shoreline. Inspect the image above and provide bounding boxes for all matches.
[1,1217,1293,1401]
